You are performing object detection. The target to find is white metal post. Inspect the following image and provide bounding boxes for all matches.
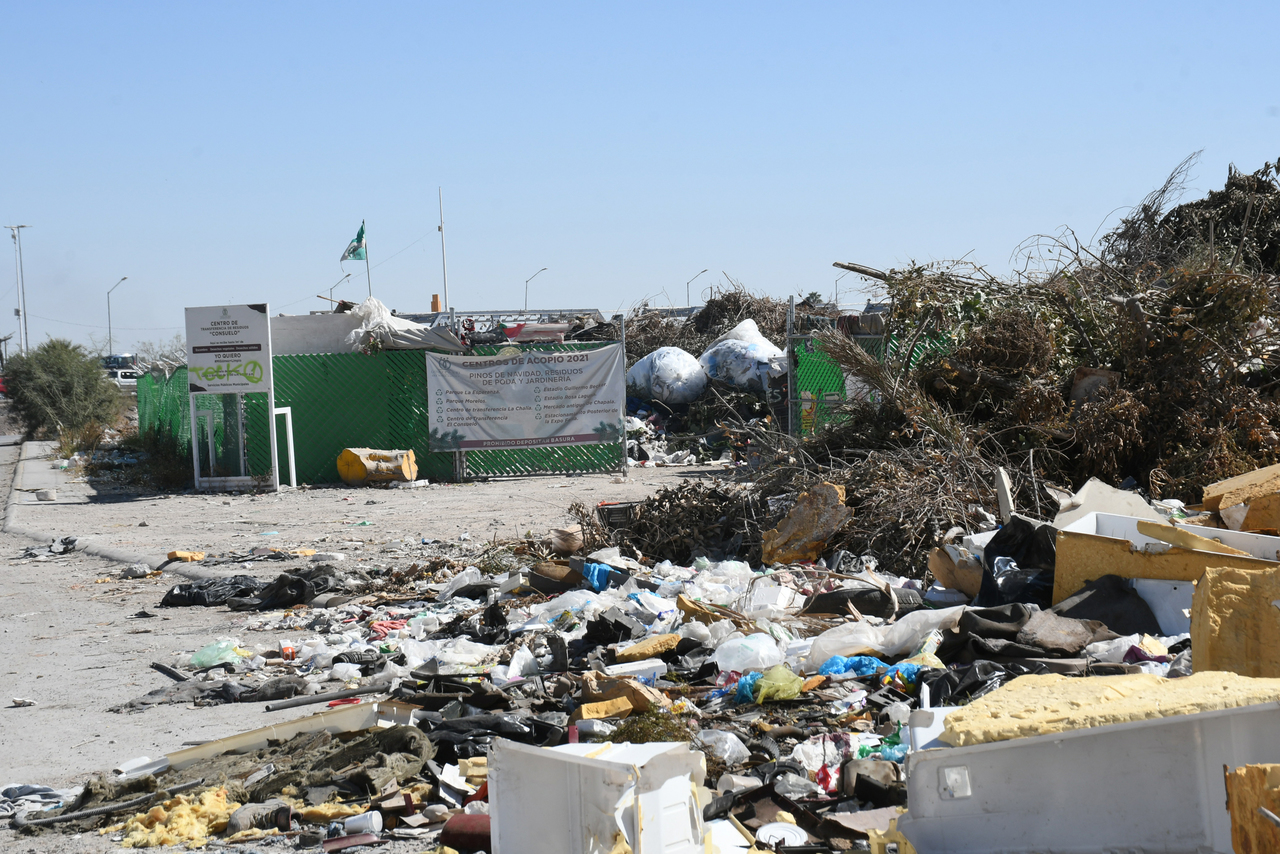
[274,406,296,488]
[196,409,216,475]
[188,393,201,489]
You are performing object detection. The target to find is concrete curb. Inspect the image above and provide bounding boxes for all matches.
[4,441,171,571]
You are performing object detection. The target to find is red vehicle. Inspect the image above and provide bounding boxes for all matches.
[0,375,9,397]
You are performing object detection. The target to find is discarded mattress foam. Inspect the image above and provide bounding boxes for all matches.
[940,671,1280,747]
[1225,764,1280,854]
[1191,564,1280,677]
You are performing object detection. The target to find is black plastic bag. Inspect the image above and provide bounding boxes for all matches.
[920,660,1049,706]
[161,575,266,607]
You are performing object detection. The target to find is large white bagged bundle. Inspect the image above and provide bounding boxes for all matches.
[699,319,787,390]
[625,346,708,404]
[803,606,967,671]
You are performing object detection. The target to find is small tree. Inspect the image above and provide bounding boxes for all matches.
[7,339,122,437]
[136,333,186,364]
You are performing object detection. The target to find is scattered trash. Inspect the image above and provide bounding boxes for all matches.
[24,162,1280,851]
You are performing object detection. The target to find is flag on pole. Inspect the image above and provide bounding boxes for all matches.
[340,221,367,262]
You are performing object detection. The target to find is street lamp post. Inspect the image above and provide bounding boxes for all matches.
[4,225,30,354]
[106,277,127,355]
[329,273,352,303]
[686,269,708,307]
[834,271,850,307]
[524,267,547,313]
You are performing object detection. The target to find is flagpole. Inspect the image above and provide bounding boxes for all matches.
[364,222,372,298]
[438,188,450,312]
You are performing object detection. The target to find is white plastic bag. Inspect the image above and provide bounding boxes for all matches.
[803,606,967,671]
[698,320,787,390]
[695,730,751,764]
[774,772,824,799]
[626,347,708,404]
[438,567,484,600]
[331,662,362,682]
[712,633,784,672]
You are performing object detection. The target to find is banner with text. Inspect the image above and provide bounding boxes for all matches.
[185,304,273,393]
[426,344,625,451]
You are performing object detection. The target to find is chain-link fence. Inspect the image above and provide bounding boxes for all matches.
[790,333,953,436]
[137,368,257,477]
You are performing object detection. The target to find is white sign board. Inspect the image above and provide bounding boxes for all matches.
[426,344,625,450]
[185,304,273,393]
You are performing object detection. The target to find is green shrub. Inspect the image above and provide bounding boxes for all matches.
[7,339,122,437]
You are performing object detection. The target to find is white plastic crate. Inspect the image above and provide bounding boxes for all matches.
[490,739,708,854]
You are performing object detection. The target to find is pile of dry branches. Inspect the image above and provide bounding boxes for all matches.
[618,155,1280,578]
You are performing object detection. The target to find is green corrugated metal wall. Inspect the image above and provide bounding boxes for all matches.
[137,345,623,485]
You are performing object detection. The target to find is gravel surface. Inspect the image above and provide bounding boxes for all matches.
[0,434,725,852]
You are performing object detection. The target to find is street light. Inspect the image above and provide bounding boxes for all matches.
[4,225,30,354]
[106,277,127,354]
[329,273,352,303]
[524,267,547,313]
[834,271,850,307]
[686,269,708,307]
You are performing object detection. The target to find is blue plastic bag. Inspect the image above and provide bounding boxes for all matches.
[818,655,887,677]
[735,671,763,703]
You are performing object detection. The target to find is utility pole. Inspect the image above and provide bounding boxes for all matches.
[4,225,30,354]
[438,188,450,312]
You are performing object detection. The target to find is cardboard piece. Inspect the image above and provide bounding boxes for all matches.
[760,482,852,565]
[927,547,982,598]
[582,672,670,713]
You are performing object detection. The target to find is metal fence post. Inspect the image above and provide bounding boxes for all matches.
[618,317,628,477]
[786,296,796,437]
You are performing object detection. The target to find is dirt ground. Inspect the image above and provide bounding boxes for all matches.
[39,460,705,569]
[0,428,722,852]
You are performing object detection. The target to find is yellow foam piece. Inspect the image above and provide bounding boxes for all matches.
[1192,565,1280,677]
[290,800,367,822]
[119,787,240,848]
[940,671,1280,747]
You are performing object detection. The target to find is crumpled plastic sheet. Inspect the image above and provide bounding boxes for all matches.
[0,784,82,819]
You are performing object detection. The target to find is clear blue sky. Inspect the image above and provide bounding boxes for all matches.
[3,2,1280,354]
